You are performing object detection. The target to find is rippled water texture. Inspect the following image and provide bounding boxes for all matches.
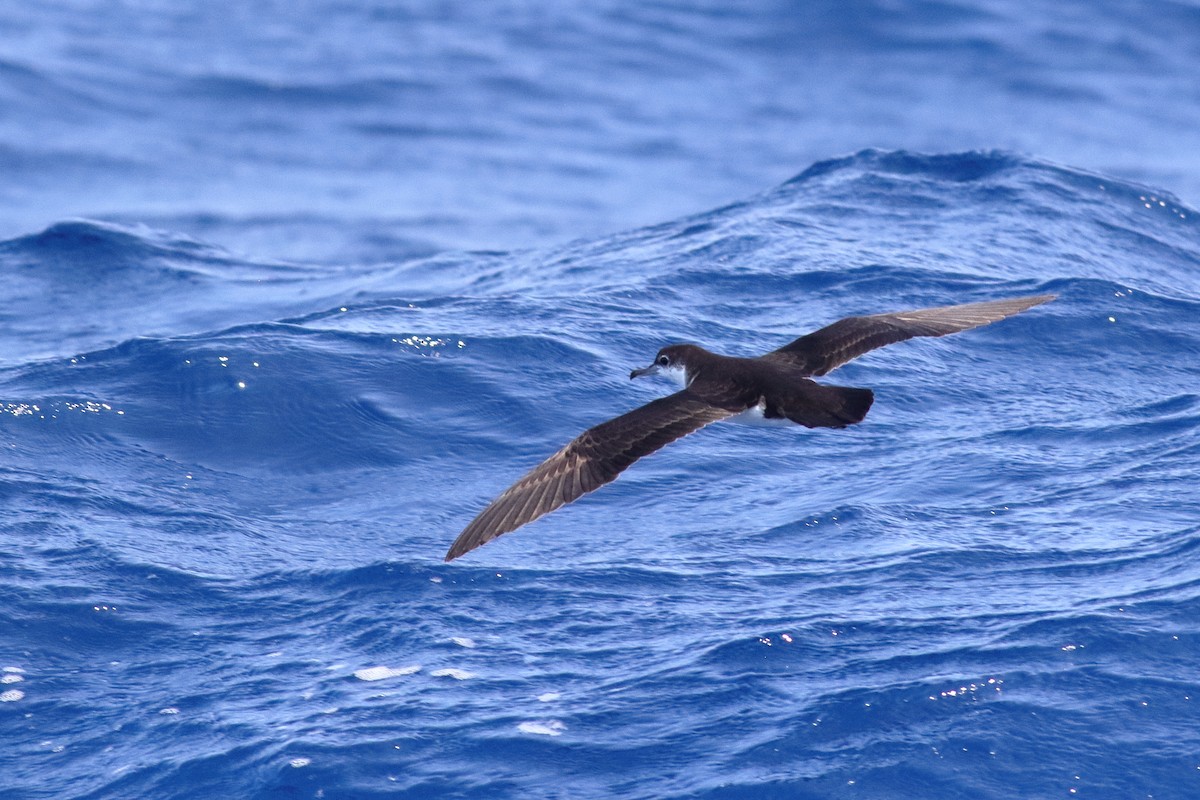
[3,1,1200,261]
[3,3,1200,800]
[4,149,1199,799]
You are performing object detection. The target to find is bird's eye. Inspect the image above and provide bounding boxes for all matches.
[657,355,670,366]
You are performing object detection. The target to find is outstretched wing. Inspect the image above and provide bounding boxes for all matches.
[762,294,1055,377]
[445,390,742,561]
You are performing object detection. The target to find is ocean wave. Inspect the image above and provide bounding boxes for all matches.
[4,150,1200,798]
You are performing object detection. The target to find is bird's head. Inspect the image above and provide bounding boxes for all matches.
[630,344,702,387]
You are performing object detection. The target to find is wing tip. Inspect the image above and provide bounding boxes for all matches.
[991,292,1055,314]
[444,531,479,562]
[1022,292,1057,306]
[955,292,1057,312]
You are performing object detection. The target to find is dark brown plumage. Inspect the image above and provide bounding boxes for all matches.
[445,294,1054,561]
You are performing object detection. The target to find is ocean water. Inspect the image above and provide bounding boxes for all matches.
[4,0,1200,261]
[3,5,1200,800]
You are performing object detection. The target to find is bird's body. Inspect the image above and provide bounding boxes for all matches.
[444,294,1055,561]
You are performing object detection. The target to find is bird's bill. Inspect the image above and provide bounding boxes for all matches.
[629,363,660,380]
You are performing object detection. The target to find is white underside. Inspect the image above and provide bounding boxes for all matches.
[730,399,793,427]
[657,367,792,427]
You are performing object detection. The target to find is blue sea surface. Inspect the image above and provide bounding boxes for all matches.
[3,4,1200,800]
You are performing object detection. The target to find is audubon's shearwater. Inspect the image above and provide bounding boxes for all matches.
[445,294,1054,561]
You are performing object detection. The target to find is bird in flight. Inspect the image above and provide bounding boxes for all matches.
[445,294,1055,561]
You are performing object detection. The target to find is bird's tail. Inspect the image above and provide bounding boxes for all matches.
[783,383,874,428]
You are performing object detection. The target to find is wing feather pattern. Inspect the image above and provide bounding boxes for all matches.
[445,391,740,561]
[763,294,1055,376]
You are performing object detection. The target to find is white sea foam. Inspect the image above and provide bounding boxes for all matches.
[353,665,421,682]
[517,720,565,736]
[431,668,475,680]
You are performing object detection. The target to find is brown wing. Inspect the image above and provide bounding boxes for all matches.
[445,390,742,561]
[762,294,1055,377]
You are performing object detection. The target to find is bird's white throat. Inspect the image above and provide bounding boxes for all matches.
[662,364,689,388]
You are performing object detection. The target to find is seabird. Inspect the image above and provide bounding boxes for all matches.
[445,294,1054,561]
